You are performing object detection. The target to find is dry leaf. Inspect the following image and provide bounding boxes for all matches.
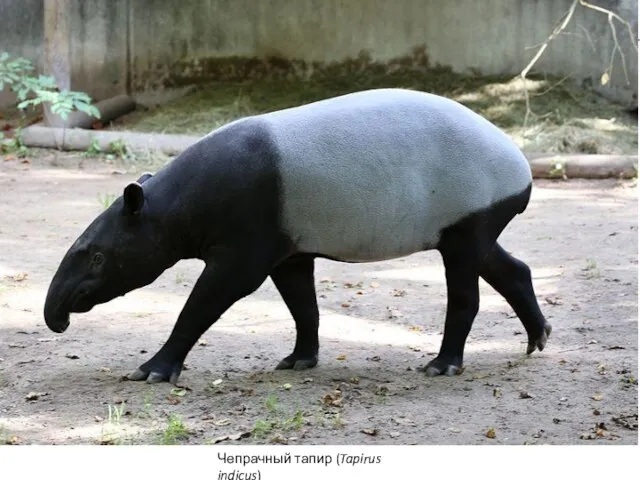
[212,378,223,386]
[392,289,406,297]
[375,385,389,395]
[321,391,343,408]
[485,427,496,439]
[600,71,610,85]
[167,395,181,405]
[544,295,563,305]
[341,303,351,308]
[210,431,251,444]
[282,383,292,390]
[336,354,346,361]
[25,392,47,401]
[361,428,378,436]
[349,376,360,385]
[392,417,416,427]
[214,419,231,426]
[5,436,21,445]
[591,393,603,401]
[270,433,288,444]
[11,272,28,282]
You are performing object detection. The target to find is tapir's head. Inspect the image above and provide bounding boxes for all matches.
[44,173,169,333]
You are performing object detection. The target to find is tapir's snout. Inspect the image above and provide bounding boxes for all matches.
[43,261,80,334]
[48,316,70,333]
[43,297,71,333]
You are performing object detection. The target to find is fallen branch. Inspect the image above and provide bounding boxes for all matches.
[519,0,637,140]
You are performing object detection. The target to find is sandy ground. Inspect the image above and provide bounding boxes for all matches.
[0,151,637,445]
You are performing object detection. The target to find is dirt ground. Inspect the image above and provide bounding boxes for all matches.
[0,151,637,446]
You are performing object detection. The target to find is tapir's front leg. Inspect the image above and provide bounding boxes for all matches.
[128,250,271,384]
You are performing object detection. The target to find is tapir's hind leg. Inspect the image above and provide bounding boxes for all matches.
[479,243,551,354]
[270,255,320,370]
[425,185,549,376]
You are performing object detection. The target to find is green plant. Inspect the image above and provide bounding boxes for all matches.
[332,412,345,429]
[252,419,276,438]
[83,138,102,157]
[0,52,100,121]
[548,158,567,180]
[282,409,304,431]
[583,258,601,279]
[108,139,129,159]
[161,414,189,445]
[97,193,117,210]
[265,393,279,413]
[107,402,126,425]
[0,131,29,158]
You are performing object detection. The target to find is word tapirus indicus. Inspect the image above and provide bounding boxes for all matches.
[44,88,551,384]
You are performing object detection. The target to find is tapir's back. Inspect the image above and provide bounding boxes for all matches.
[259,89,531,261]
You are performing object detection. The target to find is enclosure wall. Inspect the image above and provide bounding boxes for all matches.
[1,0,637,107]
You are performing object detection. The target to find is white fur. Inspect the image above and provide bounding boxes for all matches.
[261,88,532,262]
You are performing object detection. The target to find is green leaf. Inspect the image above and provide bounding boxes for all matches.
[76,102,101,118]
[17,98,42,110]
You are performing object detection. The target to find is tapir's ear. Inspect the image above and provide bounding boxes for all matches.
[136,172,154,184]
[123,182,144,215]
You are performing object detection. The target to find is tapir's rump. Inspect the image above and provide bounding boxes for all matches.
[234,88,532,262]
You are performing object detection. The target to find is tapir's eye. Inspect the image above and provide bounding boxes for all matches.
[92,252,105,267]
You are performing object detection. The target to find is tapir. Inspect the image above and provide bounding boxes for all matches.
[44,88,551,385]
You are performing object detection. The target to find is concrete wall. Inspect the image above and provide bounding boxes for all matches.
[0,0,127,107]
[1,0,637,107]
[0,0,43,107]
[68,0,128,101]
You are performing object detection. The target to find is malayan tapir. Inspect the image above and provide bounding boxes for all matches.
[44,88,551,385]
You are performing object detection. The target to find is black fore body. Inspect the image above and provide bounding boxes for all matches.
[44,88,551,384]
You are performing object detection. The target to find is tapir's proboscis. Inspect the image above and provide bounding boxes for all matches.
[44,88,551,385]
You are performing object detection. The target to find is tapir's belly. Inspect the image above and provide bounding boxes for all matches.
[262,89,532,262]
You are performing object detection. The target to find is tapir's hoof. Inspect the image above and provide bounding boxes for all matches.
[423,357,464,377]
[526,323,552,355]
[127,363,182,385]
[275,354,318,371]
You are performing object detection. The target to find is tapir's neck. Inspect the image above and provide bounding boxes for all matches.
[145,171,216,263]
